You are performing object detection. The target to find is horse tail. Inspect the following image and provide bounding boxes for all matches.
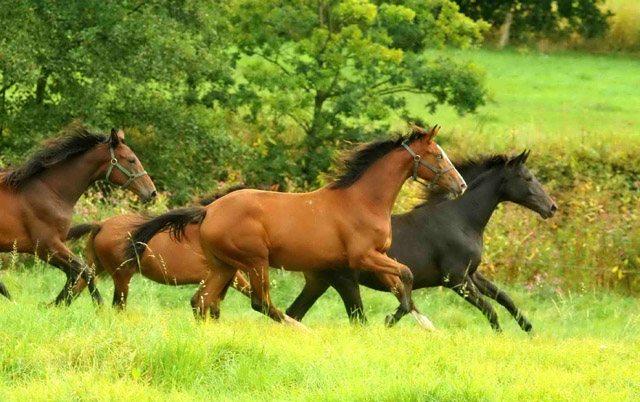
[66,223,102,241]
[124,207,207,262]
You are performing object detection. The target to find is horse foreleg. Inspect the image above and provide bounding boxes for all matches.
[111,272,133,310]
[471,271,532,332]
[348,250,414,315]
[43,241,103,306]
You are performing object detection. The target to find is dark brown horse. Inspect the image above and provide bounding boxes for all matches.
[126,125,467,328]
[286,151,557,332]
[0,123,156,305]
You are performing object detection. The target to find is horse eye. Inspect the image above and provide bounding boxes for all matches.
[436,154,443,159]
[525,176,533,182]
[128,158,136,164]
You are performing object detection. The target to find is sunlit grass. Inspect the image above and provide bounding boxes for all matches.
[0,268,639,401]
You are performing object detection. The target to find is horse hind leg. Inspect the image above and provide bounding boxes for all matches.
[245,264,307,330]
[209,275,236,320]
[191,258,237,321]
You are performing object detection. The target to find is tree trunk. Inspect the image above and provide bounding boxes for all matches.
[498,12,513,49]
[301,92,327,183]
[35,69,49,104]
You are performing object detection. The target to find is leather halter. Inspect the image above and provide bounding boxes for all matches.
[402,143,453,188]
[104,147,148,189]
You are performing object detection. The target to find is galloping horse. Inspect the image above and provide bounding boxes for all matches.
[66,189,251,310]
[126,125,466,327]
[0,123,156,305]
[286,151,557,332]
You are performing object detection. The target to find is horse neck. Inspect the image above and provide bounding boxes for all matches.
[447,169,505,233]
[31,144,109,208]
[344,148,412,216]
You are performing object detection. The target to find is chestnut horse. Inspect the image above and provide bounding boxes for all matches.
[286,151,557,332]
[66,190,251,312]
[126,125,466,327]
[0,123,156,305]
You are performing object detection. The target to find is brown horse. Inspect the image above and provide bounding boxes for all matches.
[127,125,466,327]
[0,123,156,305]
[66,190,252,312]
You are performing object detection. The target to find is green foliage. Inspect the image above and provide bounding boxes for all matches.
[454,0,613,42]
[0,0,243,200]
[224,0,488,185]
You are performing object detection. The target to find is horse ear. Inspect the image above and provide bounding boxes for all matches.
[508,150,527,167]
[110,128,125,145]
[522,149,531,164]
[425,124,440,143]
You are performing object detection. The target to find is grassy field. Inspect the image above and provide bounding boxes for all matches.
[1,48,639,401]
[1,268,639,401]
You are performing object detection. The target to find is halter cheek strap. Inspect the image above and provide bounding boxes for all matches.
[104,147,148,190]
[402,143,453,188]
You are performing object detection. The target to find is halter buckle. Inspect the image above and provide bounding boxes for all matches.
[110,158,118,165]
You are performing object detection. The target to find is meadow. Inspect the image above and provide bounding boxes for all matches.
[1,48,639,401]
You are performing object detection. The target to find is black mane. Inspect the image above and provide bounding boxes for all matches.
[1,123,109,189]
[416,154,510,207]
[330,126,428,189]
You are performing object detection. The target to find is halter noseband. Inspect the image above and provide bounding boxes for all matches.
[402,143,453,188]
[104,147,148,190]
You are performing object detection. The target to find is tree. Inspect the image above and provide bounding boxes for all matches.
[0,0,244,202]
[223,0,488,185]
[453,0,612,46]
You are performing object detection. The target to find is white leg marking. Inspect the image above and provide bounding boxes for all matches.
[411,310,436,331]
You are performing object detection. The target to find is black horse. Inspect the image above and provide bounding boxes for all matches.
[286,151,557,332]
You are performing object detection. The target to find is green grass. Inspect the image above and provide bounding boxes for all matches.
[1,268,639,402]
[406,49,640,153]
[1,48,640,400]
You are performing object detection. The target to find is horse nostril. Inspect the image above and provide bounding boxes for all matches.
[150,190,157,199]
[550,203,557,214]
[461,183,467,190]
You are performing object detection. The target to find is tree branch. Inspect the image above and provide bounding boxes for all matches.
[254,51,292,76]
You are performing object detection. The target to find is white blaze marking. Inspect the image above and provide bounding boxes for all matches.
[436,144,466,188]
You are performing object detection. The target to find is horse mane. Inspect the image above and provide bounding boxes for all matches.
[1,122,109,189]
[195,185,248,206]
[415,154,510,208]
[329,126,429,189]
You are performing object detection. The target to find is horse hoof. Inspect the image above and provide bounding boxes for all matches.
[411,311,436,332]
[384,314,396,327]
[283,315,310,332]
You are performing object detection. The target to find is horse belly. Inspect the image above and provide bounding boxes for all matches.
[269,217,348,271]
